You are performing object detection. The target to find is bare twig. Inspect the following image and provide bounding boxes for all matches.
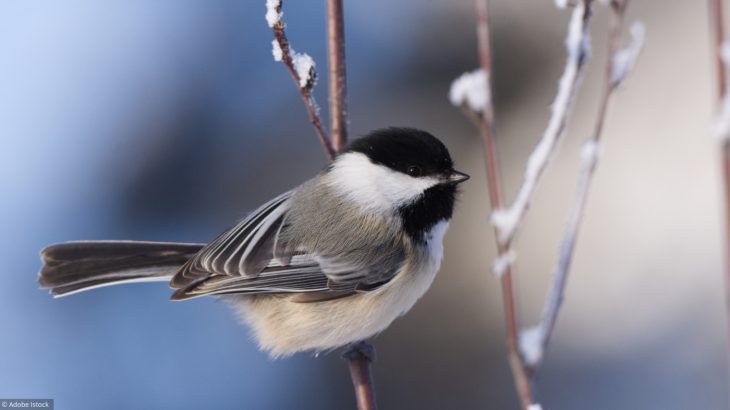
[473,0,535,407]
[343,342,377,410]
[490,1,595,246]
[327,0,348,151]
[523,1,644,368]
[268,1,336,160]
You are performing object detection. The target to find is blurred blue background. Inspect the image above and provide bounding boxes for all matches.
[2,0,728,409]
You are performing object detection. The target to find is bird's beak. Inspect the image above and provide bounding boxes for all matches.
[447,170,470,185]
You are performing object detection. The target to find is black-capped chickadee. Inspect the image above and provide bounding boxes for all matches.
[39,127,469,357]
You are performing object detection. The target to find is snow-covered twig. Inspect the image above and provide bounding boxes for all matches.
[490,1,594,245]
[450,69,490,113]
[610,21,645,87]
[454,0,644,406]
[492,249,517,278]
[267,0,336,159]
[521,0,644,368]
[453,1,596,403]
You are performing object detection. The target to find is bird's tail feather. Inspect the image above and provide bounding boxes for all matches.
[39,241,204,297]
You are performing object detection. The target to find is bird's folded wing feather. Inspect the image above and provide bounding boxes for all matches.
[170,191,405,301]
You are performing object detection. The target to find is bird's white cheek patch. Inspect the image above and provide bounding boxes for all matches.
[327,153,440,213]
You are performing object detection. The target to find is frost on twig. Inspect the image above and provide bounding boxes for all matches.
[291,52,316,89]
[491,249,516,278]
[610,22,646,87]
[524,8,644,370]
[270,33,317,90]
[265,0,335,159]
[265,0,282,28]
[268,6,318,91]
[519,326,545,367]
[581,139,600,165]
[713,42,730,143]
[271,39,284,61]
[449,69,491,113]
[490,2,593,245]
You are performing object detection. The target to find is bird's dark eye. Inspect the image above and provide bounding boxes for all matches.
[406,165,422,177]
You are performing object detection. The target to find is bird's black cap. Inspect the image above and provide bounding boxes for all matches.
[343,127,454,177]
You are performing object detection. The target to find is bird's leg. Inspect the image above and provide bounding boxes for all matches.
[342,341,377,410]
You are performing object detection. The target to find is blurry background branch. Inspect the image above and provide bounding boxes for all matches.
[489,0,594,248]
[451,0,643,408]
[523,0,644,370]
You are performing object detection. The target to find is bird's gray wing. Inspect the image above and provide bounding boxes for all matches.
[178,254,330,298]
[170,191,299,296]
[170,190,405,301]
[175,252,404,301]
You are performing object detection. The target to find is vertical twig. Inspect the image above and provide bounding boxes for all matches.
[327,0,349,151]
[474,0,535,407]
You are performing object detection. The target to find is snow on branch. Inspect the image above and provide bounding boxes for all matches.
[291,51,316,89]
[491,249,517,278]
[452,0,646,405]
[490,2,594,245]
[610,21,646,87]
[266,0,335,159]
[265,0,282,28]
[449,69,491,113]
[520,4,645,369]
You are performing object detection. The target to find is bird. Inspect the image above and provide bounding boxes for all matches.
[38,127,469,358]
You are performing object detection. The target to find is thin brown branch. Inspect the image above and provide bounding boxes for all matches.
[270,3,336,160]
[474,0,535,408]
[327,0,348,151]
[343,342,378,410]
[528,0,643,369]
